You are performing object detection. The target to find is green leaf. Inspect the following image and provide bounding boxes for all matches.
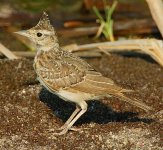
[107,1,118,22]
[93,6,104,21]
[93,1,117,41]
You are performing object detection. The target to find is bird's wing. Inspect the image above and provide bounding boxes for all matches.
[35,49,94,91]
[61,50,118,93]
[70,70,123,95]
[70,72,152,112]
[60,51,119,94]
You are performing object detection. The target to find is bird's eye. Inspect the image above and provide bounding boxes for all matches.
[37,32,42,37]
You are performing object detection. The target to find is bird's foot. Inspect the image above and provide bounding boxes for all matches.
[54,127,82,135]
[46,123,69,132]
[53,127,69,135]
[56,124,67,131]
[56,123,84,131]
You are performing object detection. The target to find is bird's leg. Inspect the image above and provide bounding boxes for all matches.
[57,106,80,130]
[55,101,87,135]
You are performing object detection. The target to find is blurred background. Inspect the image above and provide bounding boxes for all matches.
[0,0,160,55]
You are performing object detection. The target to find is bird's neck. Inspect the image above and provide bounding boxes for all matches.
[37,42,59,51]
[34,35,61,64]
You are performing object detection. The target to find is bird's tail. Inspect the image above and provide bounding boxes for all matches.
[113,92,152,112]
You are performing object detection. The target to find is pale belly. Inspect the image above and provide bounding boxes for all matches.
[56,89,93,103]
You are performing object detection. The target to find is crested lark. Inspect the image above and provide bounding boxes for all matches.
[15,12,152,135]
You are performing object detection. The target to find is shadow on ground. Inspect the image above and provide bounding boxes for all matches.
[116,52,156,64]
[39,88,153,125]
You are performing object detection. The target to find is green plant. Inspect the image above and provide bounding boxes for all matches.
[93,1,117,41]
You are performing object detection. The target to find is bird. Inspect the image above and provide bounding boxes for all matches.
[15,12,152,135]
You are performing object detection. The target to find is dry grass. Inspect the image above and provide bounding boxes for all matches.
[0,43,17,59]
[64,39,163,67]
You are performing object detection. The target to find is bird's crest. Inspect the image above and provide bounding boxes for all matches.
[33,12,54,31]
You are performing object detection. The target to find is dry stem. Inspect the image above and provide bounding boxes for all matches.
[146,0,163,38]
[0,43,18,59]
[64,39,163,67]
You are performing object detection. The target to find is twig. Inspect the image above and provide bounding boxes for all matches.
[99,39,163,66]
[146,0,163,38]
[64,39,163,66]
[0,43,18,59]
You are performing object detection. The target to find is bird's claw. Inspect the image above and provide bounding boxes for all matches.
[53,127,83,135]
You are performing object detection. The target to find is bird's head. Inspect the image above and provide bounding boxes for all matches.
[15,12,59,50]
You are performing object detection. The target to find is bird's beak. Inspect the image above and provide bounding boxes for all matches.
[14,30,29,37]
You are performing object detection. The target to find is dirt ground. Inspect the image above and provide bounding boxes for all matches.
[0,53,163,150]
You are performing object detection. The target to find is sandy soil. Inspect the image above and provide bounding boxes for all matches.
[0,54,162,150]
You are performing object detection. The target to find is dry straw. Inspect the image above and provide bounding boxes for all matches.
[63,39,163,67]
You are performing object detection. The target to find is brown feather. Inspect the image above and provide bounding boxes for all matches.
[71,74,152,111]
[35,49,152,111]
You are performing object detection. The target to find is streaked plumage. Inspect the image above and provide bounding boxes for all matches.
[15,12,152,135]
